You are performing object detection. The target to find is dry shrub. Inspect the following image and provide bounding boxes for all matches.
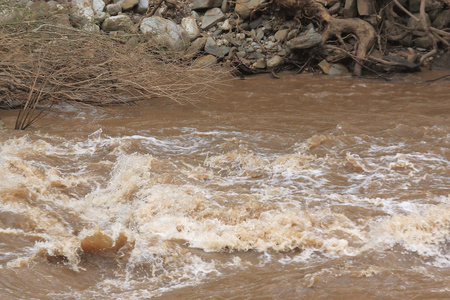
[0,3,225,129]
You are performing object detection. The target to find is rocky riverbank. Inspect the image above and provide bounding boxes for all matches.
[2,0,449,76]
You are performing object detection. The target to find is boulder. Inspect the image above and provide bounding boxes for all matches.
[192,0,223,10]
[140,17,190,50]
[201,8,226,30]
[235,0,266,19]
[121,0,138,11]
[181,17,200,41]
[286,29,322,50]
[102,14,134,32]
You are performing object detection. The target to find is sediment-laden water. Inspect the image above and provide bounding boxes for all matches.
[0,72,449,299]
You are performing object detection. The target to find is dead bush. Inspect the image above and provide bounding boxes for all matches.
[0,2,224,129]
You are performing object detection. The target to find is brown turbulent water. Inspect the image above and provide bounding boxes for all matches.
[0,72,449,299]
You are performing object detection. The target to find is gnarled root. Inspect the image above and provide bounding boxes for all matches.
[307,1,376,76]
[322,17,376,76]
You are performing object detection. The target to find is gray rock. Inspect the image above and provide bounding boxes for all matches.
[95,12,108,23]
[121,0,138,11]
[183,37,208,59]
[192,0,222,10]
[193,54,218,67]
[253,57,266,69]
[287,29,299,40]
[274,29,288,41]
[191,11,200,19]
[0,119,4,130]
[221,0,229,13]
[262,20,273,31]
[318,60,349,75]
[106,3,122,15]
[140,17,190,50]
[71,0,99,32]
[205,37,230,57]
[137,0,149,14]
[287,29,322,50]
[102,15,134,32]
[202,8,226,30]
[221,19,232,31]
[343,0,357,18]
[407,13,431,36]
[181,17,200,41]
[328,2,340,14]
[414,36,433,48]
[432,10,450,29]
[247,51,265,60]
[408,0,420,13]
[357,0,375,16]
[93,0,105,14]
[266,55,284,68]
[431,51,450,70]
[256,28,264,40]
[240,23,251,31]
[249,17,262,29]
[235,0,266,19]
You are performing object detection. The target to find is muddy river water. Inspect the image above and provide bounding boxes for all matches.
[0,72,449,299]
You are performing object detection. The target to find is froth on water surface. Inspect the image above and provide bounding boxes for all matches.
[0,72,449,299]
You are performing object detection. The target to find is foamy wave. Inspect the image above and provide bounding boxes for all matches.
[369,198,450,267]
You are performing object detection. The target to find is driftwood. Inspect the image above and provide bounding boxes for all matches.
[233,0,449,77]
